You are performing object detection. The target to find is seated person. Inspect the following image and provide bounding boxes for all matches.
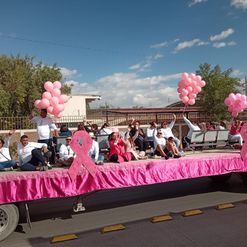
[153,129,170,159]
[228,119,243,146]
[57,136,75,166]
[0,130,17,171]
[17,135,50,171]
[59,124,72,137]
[88,133,104,165]
[166,137,182,158]
[99,123,112,135]
[160,114,180,148]
[130,121,148,152]
[145,121,156,149]
[108,131,132,163]
[182,115,201,148]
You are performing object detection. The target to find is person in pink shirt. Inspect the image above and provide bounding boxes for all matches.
[228,119,243,145]
[108,131,132,163]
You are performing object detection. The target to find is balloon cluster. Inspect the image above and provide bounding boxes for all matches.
[224,93,247,118]
[177,73,206,106]
[34,81,69,118]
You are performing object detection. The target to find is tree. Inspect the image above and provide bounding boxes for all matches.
[0,55,72,116]
[196,63,241,121]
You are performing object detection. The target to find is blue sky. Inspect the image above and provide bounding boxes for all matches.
[0,0,247,108]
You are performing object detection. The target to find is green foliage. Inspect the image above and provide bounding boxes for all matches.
[196,63,241,121]
[0,55,72,116]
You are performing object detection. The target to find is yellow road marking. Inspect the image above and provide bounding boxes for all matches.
[101,224,126,233]
[51,234,78,243]
[216,203,235,210]
[182,209,203,217]
[151,214,173,223]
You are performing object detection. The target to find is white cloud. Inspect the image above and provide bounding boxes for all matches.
[69,72,182,108]
[231,0,247,10]
[150,41,168,49]
[174,39,207,52]
[231,69,243,77]
[188,0,208,7]
[210,28,234,41]
[129,54,163,72]
[212,42,226,48]
[228,41,237,46]
[60,67,78,78]
[212,41,237,48]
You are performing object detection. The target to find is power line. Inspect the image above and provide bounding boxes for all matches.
[0,34,146,57]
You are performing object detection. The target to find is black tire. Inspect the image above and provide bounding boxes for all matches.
[209,173,232,183]
[239,172,247,185]
[0,204,19,242]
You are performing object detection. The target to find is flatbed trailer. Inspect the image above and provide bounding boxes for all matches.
[0,150,246,241]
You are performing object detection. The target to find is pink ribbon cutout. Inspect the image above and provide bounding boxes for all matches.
[68,130,97,181]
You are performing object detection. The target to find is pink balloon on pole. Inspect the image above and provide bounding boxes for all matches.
[44,81,54,92]
[40,98,50,109]
[186,86,193,93]
[55,112,63,118]
[53,81,62,89]
[188,93,197,99]
[42,91,52,100]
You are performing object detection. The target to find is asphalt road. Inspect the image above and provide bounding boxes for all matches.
[2,173,247,247]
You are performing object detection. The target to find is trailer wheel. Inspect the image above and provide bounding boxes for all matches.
[0,204,19,242]
[239,172,247,185]
[209,173,232,183]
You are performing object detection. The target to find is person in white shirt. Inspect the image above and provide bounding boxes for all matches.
[18,135,49,171]
[182,115,201,148]
[99,123,112,135]
[57,136,75,166]
[30,109,58,163]
[0,130,17,171]
[153,128,170,159]
[145,121,156,149]
[160,114,180,148]
[88,133,104,165]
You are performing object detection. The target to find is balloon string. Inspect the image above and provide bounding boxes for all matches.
[183,104,188,114]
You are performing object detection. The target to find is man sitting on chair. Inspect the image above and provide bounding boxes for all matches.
[57,136,75,166]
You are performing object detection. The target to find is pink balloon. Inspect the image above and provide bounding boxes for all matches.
[188,98,196,105]
[182,96,189,103]
[55,112,63,118]
[232,112,238,118]
[200,80,206,87]
[34,99,41,109]
[50,96,59,106]
[224,97,231,106]
[54,104,65,112]
[51,88,61,97]
[44,81,54,92]
[53,81,62,89]
[182,72,189,81]
[59,94,69,104]
[42,91,52,100]
[229,93,236,101]
[47,106,54,114]
[40,98,50,109]
[181,89,189,96]
[196,75,202,82]
[188,93,197,99]
[186,86,193,93]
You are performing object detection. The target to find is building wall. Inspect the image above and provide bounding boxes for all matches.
[62,95,87,117]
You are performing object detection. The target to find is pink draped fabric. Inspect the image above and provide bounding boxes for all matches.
[0,152,246,204]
